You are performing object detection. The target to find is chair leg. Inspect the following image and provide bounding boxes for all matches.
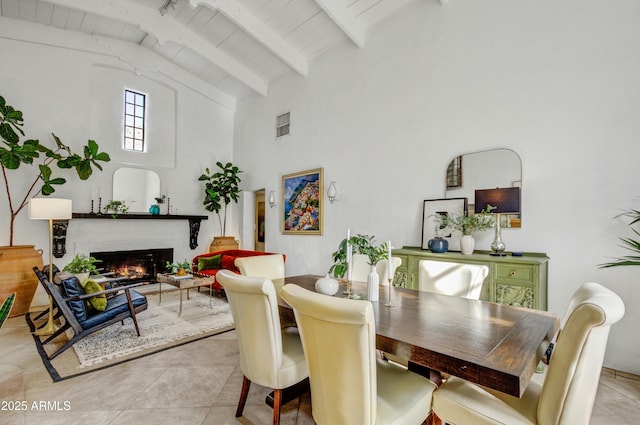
[427,412,443,425]
[124,289,142,336]
[236,375,251,418]
[272,388,282,425]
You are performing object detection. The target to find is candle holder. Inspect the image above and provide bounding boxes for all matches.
[385,277,395,307]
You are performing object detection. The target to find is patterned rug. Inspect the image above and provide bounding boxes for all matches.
[26,289,234,382]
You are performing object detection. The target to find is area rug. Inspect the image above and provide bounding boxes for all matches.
[26,289,234,382]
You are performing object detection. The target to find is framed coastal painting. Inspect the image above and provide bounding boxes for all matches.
[282,168,323,235]
[421,197,468,251]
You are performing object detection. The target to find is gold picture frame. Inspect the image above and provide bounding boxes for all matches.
[282,168,323,235]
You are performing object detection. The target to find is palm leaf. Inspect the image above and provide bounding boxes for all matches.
[0,293,16,330]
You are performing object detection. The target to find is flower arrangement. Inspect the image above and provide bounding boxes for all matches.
[434,206,496,236]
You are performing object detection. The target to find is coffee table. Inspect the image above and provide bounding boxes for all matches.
[156,273,215,316]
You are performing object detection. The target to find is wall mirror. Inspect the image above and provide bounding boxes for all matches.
[444,148,522,227]
[112,167,160,212]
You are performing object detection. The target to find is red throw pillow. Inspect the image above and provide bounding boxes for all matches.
[221,255,239,273]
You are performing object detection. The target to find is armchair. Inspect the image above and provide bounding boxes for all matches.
[32,267,148,360]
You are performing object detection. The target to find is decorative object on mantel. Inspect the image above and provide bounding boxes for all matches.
[599,206,640,268]
[149,195,165,215]
[475,187,521,256]
[0,95,109,315]
[103,200,130,219]
[432,202,495,255]
[199,161,242,251]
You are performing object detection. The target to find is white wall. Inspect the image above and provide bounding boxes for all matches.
[0,20,235,302]
[234,0,640,374]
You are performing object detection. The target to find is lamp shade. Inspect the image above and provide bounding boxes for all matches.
[475,187,520,214]
[28,198,73,220]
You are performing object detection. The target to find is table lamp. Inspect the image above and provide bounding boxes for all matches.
[475,187,520,256]
[29,197,73,336]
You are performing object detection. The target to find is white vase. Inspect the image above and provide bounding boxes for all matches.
[315,274,339,296]
[460,235,475,255]
[367,265,379,302]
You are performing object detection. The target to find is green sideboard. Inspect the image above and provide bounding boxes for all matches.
[391,247,549,310]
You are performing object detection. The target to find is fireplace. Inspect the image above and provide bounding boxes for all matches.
[90,248,173,284]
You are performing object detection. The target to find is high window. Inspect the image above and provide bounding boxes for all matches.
[124,89,146,152]
[276,111,290,138]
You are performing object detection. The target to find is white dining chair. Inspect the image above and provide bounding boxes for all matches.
[281,283,437,425]
[375,256,402,286]
[235,254,285,280]
[215,270,308,425]
[418,260,488,299]
[349,253,371,282]
[431,282,625,425]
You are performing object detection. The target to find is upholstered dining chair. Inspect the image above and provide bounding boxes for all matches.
[430,281,625,425]
[281,283,437,425]
[215,270,308,425]
[350,253,372,282]
[235,254,285,280]
[375,256,402,286]
[418,260,489,299]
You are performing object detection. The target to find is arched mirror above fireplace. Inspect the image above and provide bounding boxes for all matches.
[112,167,160,212]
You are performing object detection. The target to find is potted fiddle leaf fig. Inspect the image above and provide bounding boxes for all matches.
[0,94,110,316]
[0,94,111,245]
[199,161,242,251]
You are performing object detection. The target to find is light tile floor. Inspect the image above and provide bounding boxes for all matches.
[1,314,639,424]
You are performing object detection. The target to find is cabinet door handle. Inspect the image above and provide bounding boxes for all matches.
[510,271,517,277]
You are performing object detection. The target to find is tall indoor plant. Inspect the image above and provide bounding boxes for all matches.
[199,161,242,251]
[600,208,640,268]
[0,95,110,316]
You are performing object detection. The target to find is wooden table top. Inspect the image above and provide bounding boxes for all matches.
[277,275,560,398]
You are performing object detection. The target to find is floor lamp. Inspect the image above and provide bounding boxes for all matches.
[29,198,73,336]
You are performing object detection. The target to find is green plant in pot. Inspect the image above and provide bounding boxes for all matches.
[199,161,242,251]
[165,260,192,276]
[0,94,110,316]
[63,254,101,283]
[329,234,389,278]
[433,205,496,236]
[600,208,640,268]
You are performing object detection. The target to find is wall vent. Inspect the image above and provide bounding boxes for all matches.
[276,111,291,138]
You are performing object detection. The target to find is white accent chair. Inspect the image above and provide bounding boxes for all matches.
[281,283,437,425]
[215,270,308,425]
[418,260,489,299]
[375,256,402,286]
[431,282,625,425]
[350,253,371,282]
[235,254,285,280]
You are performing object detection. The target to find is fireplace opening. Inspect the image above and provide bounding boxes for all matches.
[90,248,173,284]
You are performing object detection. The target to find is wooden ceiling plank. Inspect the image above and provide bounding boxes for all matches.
[313,0,364,47]
[189,0,308,76]
[44,0,267,95]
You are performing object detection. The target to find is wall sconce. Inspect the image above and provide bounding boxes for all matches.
[327,181,338,203]
[268,190,276,208]
[475,187,521,256]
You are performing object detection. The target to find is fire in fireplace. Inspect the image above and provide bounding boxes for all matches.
[90,248,173,284]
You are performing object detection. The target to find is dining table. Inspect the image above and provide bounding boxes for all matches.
[275,275,560,398]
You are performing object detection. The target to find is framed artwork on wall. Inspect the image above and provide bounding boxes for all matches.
[421,197,468,251]
[282,168,323,235]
